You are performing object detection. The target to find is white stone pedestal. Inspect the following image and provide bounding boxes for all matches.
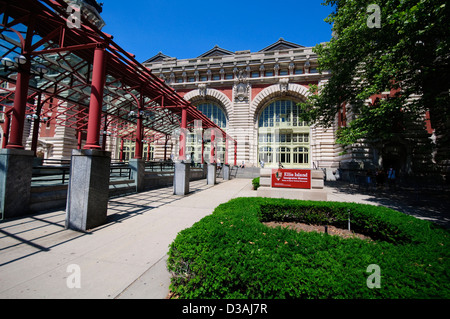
[223,164,231,180]
[207,163,217,185]
[173,162,190,195]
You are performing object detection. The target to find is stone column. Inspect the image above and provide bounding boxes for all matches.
[207,163,217,185]
[0,149,34,218]
[173,162,190,195]
[223,164,231,180]
[65,149,111,232]
[129,158,145,192]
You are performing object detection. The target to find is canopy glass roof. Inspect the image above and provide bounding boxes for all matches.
[0,0,231,144]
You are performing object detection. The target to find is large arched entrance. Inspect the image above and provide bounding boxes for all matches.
[382,142,407,172]
[185,101,228,164]
[183,88,232,164]
[257,99,310,168]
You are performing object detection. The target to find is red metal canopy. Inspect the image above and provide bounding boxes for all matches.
[0,0,235,156]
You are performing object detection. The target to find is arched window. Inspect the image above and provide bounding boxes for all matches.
[259,146,273,163]
[196,102,227,129]
[123,145,135,161]
[276,147,291,164]
[293,147,309,164]
[143,145,154,161]
[202,145,226,163]
[189,102,228,164]
[257,99,310,168]
[258,100,309,128]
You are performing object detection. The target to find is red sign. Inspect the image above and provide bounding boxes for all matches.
[271,169,311,189]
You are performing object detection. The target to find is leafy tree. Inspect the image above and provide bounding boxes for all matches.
[301,0,450,172]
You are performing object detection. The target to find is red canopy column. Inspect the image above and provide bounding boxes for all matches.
[1,55,35,218]
[210,129,215,163]
[201,137,205,164]
[1,109,12,149]
[234,141,237,166]
[6,57,30,149]
[66,44,111,232]
[134,110,143,159]
[173,107,190,195]
[30,93,43,156]
[179,107,187,161]
[84,45,106,150]
[77,130,83,149]
[119,138,124,161]
[224,134,229,165]
[222,134,231,180]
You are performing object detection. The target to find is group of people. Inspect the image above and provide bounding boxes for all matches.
[365,167,397,190]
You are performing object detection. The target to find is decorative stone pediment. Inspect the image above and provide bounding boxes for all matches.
[198,45,234,58]
[259,38,304,52]
[143,52,172,64]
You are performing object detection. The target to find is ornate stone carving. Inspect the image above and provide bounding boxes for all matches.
[274,63,280,76]
[233,68,250,103]
[304,55,311,74]
[198,83,207,98]
[279,78,289,95]
[169,72,175,84]
[289,60,295,75]
[194,69,199,82]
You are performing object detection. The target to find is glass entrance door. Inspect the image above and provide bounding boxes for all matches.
[258,99,310,168]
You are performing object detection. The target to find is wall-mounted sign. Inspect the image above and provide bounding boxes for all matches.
[271,169,311,189]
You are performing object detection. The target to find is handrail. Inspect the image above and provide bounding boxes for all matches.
[32,163,132,185]
[145,161,174,171]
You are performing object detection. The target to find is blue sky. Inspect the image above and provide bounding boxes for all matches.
[101,0,335,63]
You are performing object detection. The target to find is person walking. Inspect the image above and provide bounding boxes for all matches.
[387,167,396,190]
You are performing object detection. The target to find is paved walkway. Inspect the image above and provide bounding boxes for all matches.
[0,178,448,299]
[0,179,255,299]
[325,181,450,229]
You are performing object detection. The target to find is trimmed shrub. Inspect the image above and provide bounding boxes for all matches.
[252,177,260,190]
[167,197,450,299]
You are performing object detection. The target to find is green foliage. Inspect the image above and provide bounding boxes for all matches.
[252,177,260,190]
[167,197,450,299]
[300,0,450,151]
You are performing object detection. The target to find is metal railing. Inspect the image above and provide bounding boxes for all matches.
[110,163,132,180]
[31,159,133,186]
[145,160,174,171]
[40,158,71,166]
[32,166,71,185]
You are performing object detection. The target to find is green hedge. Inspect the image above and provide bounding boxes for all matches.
[167,197,450,299]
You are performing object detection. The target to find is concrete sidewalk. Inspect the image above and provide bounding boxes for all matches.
[1,178,448,299]
[0,178,255,299]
